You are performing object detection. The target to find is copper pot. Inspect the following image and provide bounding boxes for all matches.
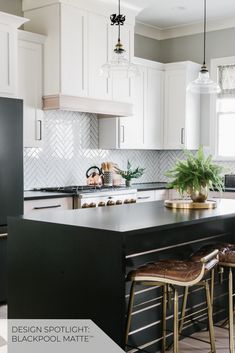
[86,166,103,186]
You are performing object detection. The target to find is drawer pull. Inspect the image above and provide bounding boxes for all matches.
[33,205,62,210]
[138,196,151,200]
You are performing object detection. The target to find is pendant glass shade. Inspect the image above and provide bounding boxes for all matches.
[188,65,221,94]
[100,0,139,78]
[100,48,139,79]
[187,0,221,94]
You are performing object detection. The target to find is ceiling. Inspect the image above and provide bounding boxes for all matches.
[121,0,235,29]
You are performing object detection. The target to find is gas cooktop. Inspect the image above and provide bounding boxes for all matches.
[33,185,131,195]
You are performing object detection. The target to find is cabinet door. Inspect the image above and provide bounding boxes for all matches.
[164,70,186,149]
[60,4,87,96]
[137,191,155,203]
[155,190,169,200]
[88,13,111,100]
[109,24,133,103]
[119,66,146,149]
[18,39,43,147]
[0,24,16,97]
[145,68,164,149]
[24,197,73,215]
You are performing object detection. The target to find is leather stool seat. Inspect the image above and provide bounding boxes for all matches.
[191,243,235,264]
[191,243,235,353]
[128,259,218,284]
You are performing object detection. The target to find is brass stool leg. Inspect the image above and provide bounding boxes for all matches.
[179,286,189,335]
[173,288,179,353]
[125,281,135,345]
[205,281,216,353]
[229,268,234,353]
[210,269,215,311]
[162,285,167,353]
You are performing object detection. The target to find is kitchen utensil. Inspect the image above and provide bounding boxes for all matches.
[103,171,113,187]
[86,166,103,186]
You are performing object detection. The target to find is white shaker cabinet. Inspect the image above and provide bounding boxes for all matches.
[164,61,201,150]
[99,58,164,150]
[88,12,111,100]
[60,5,87,97]
[23,1,136,116]
[18,30,45,147]
[0,12,27,98]
[24,197,73,215]
[137,189,169,203]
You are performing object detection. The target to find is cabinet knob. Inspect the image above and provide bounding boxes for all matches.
[116,200,123,205]
[124,199,131,204]
[89,203,97,208]
[107,200,115,206]
[82,203,89,208]
[130,199,136,203]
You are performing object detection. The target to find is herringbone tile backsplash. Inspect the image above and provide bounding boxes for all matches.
[24,111,235,190]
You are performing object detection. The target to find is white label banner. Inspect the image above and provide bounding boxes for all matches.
[0,319,125,353]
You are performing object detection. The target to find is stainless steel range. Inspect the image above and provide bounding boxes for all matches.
[36,186,137,209]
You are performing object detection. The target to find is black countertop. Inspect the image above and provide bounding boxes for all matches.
[24,184,235,201]
[22,199,235,233]
[23,183,168,200]
[24,191,74,200]
[133,182,168,191]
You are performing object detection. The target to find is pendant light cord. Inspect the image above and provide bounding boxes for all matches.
[203,0,206,66]
[118,0,121,41]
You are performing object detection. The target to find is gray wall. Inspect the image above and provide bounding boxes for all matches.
[160,27,235,65]
[136,27,235,65]
[0,0,23,16]
[134,34,161,62]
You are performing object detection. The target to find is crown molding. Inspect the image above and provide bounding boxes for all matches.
[0,11,28,28]
[135,21,161,40]
[23,0,141,19]
[135,16,235,41]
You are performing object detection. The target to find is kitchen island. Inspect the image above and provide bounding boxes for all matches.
[8,199,235,351]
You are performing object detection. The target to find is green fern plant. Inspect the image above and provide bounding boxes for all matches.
[115,160,145,182]
[165,146,225,196]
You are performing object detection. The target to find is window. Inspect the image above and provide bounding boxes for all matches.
[215,61,235,158]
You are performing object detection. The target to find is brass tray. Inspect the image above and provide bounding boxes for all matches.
[164,199,217,209]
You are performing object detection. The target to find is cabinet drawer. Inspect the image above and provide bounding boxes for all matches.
[24,197,73,215]
[209,191,235,199]
[137,191,155,203]
[155,189,169,200]
[168,189,181,200]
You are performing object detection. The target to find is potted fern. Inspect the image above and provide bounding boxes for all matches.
[115,160,145,187]
[165,147,225,202]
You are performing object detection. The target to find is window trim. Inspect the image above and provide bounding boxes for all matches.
[210,56,235,161]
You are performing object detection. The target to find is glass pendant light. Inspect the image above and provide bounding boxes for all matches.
[100,0,139,78]
[188,0,221,94]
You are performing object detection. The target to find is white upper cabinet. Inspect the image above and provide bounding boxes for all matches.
[99,58,164,150]
[0,12,27,98]
[145,65,164,149]
[164,61,201,150]
[88,12,111,100]
[60,5,87,97]
[23,0,137,116]
[18,30,45,147]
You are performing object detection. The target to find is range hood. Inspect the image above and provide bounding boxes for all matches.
[43,95,133,116]
[23,0,137,117]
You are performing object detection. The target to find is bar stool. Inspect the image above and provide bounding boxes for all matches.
[183,243,235,353]
[125,250,218,353]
